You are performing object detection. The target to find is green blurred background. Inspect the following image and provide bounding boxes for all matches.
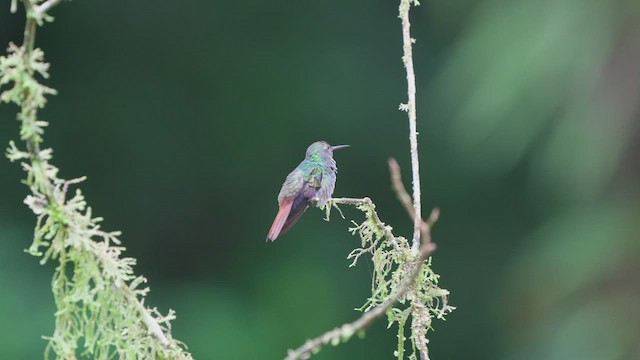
[1,0,639,359]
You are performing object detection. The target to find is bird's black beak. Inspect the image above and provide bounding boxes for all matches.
[330,144,350,151]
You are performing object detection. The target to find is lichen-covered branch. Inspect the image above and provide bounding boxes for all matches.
[285,175,451,360]
[1,1,192,359]
[285,246,435,360]
[286,197,440,360]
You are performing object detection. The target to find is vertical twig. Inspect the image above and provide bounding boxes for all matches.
[399,0,422,251]
[394,3,445,358]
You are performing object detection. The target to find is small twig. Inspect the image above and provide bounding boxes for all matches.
[34,0,64,17]
[329,197,370,206]
[388,158,414,217]
[388,158,438,250]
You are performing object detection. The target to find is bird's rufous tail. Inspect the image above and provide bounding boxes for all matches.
[267,198,293,241]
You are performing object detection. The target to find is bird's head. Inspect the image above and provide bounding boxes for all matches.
[305,141,350,159]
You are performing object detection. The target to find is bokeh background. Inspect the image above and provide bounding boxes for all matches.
[1,0,639,359]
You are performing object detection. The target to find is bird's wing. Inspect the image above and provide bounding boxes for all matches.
[279,167,322,235]
[304,167,322,196]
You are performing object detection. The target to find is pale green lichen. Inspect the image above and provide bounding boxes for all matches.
[1,3,192,359]
[326,199,454,360]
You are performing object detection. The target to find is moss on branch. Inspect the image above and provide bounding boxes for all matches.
[1,1,193,359]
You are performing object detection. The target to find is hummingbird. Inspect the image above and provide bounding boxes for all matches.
[267,141,349,241]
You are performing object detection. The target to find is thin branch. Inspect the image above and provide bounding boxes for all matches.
[399,0,422,250]
[388,157,414,217]
[332,197,405,255]
[332,197,397,241]
[34,0,64,17]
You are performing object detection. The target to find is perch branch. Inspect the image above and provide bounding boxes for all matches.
[284,209,437,360]
[331,197,396,241]
[286,188,438,360]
